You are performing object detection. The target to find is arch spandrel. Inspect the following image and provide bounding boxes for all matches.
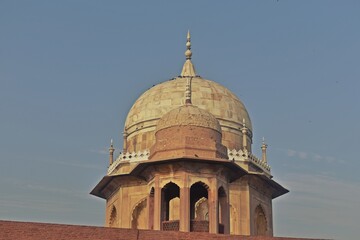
[188,178,211,190]
[160,179,183,189]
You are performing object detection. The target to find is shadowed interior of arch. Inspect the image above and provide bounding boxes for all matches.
[161,182,180,225]
[190,182,209,221]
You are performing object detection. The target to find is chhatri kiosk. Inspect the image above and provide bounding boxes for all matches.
[91,32,288,236]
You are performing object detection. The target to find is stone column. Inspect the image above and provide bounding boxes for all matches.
[222,188,230,234]
[179,182,190,231]
[147,192,154,230]
[153,178,162,230]
[208,182,219,234]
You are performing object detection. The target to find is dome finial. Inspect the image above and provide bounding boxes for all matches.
[185,30,192,60]
[180,30,196,77]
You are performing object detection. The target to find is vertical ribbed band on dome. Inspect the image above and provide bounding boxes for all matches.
[180,30,196,77]
[185,77,192,104]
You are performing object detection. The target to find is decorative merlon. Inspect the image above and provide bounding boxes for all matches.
[227,148,271,174]
[108,148,270,176]
[107,150,150,175]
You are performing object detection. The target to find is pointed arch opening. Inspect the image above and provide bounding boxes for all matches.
[109,205,117,227]
[131,198,147,229]
[190,181,209,232]
[161,182,180,231]
[255,204,267,236]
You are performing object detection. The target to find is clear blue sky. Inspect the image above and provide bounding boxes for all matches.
[1,1,359,239]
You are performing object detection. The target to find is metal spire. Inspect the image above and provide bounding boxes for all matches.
[180,30,196,77]
[185,30,192,60]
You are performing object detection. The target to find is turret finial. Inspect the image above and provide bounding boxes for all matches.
[242,118,248,151]
[261,137,268,163]
[122,131,128,153]
[109,138,115,166]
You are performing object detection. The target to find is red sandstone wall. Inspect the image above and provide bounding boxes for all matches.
[0,220,324,240]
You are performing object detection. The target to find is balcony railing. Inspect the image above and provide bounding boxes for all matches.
[162,220,179,231]
[162,220,224,233]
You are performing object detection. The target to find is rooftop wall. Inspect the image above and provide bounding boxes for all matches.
[0,220,323,240]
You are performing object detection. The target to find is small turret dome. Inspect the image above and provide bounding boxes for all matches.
[156,104,222,133]
[150,104,227,160]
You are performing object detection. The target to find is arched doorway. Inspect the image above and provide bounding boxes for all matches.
[255,204,267,236]
[190,182,209,232]
[161,182,180,231]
